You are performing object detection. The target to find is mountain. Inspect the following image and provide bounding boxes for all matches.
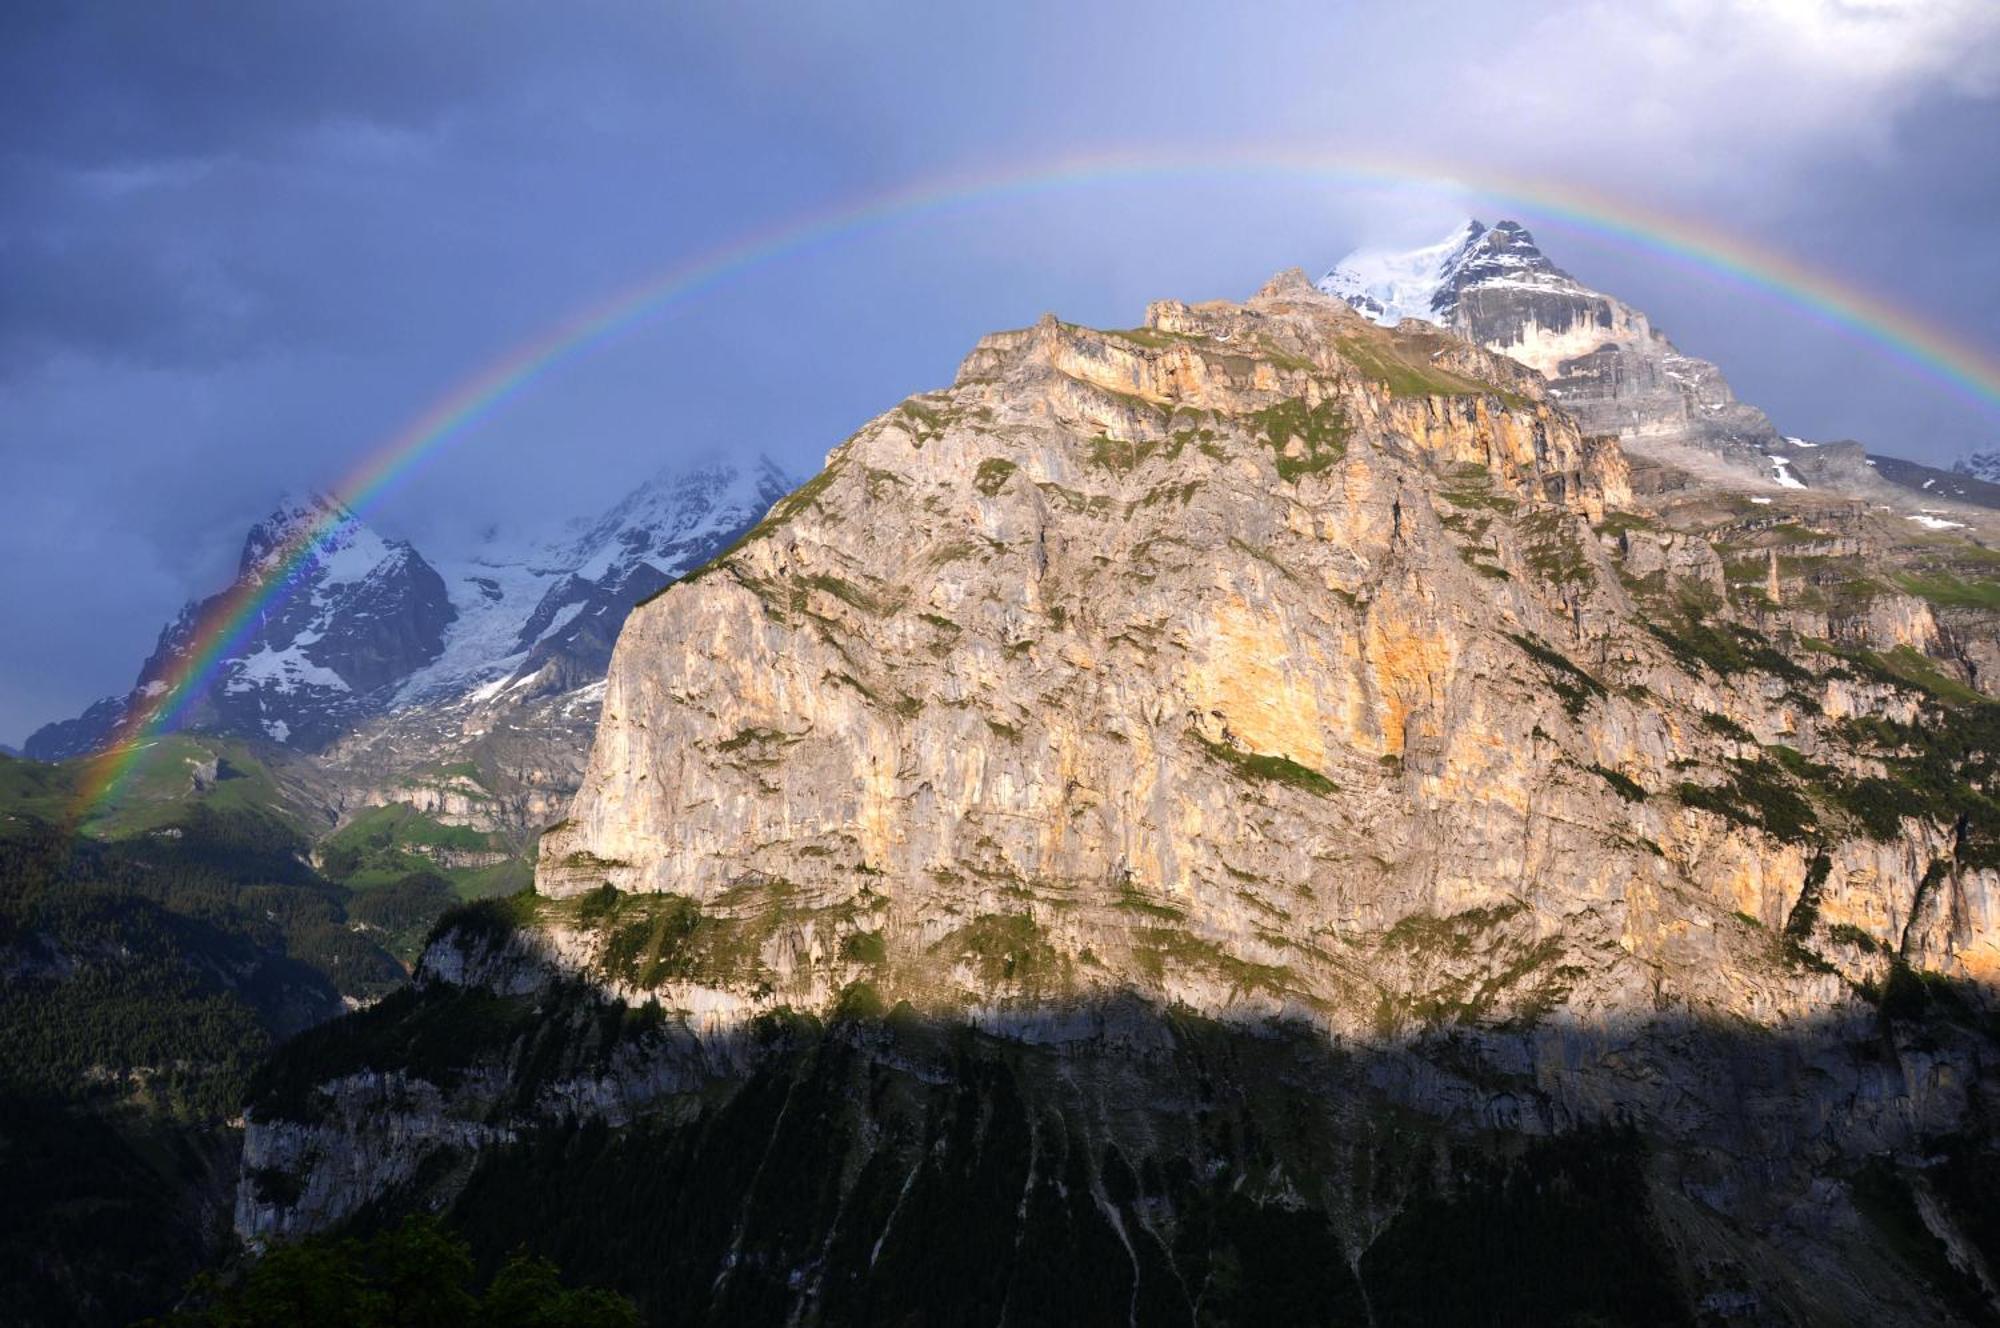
[241,277,2000,1323]
[1956,448,2000,486]
[25,459,790,801]
[26,494,456,760]
[1321,220,1783,466]
[396,455,794,707]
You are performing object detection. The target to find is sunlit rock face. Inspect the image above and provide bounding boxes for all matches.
[539,272,1995,1032]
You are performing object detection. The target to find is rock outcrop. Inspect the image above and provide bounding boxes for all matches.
[541,273,1995,1019]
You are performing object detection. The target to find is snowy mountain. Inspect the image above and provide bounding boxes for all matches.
[1315,220,1484,325]
[1954,448,2000,486]
[1320,220,1782,462]
[27,494,455,759]
[397,454,794,705]
[25,457,792,763]
[1318,220,1587,331]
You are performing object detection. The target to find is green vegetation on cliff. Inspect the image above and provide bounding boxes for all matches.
[1248,397,1351,481]
[0,787,408,1327]
[1192,731,1339,796]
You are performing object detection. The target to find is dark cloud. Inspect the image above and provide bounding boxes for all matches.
[3,1,1997,743]
[1,3,550,165]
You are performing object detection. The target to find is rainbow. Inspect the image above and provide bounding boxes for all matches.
[70,146,2000,819]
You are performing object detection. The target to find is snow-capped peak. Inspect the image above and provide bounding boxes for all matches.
[392,451,794,706]
[26,455,791,758]
[1317,218,1577,328]
[1953,448,2000,486]
[559,452,791,584]
[238,488,392,586]
[1316,220,1483,326]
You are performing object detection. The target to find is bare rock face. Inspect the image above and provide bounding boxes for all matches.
[538,277,1996,1029]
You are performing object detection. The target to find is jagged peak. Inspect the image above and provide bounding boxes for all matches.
[239,489,368,577]
[1444,219,1569,287]
[1316,218,1584,329]
[1254,267,1320,301]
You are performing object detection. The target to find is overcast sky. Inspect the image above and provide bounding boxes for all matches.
[4,0,1999,744]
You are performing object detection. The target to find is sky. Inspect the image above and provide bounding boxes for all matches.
[3,0,1999,744]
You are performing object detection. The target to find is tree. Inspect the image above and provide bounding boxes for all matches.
[155,1217,637,1328]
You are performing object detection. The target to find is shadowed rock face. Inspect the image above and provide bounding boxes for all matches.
[237,921,2000,1326]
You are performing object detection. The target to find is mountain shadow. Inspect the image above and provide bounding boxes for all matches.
[227,913,2000,1328]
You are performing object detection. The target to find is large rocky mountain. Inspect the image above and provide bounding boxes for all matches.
[1958,449,2000,485]
[24,459,792,840]
[26,494,457,760]
[1322,220,1788,472]
[240,274,2000,1323]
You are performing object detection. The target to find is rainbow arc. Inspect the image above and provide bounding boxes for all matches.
[71,147,2000,818]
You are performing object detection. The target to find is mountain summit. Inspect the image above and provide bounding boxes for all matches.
[26,494,455,758]
[25,457,792,764]
[1321,219,1783,464]
[1316,219,1562,326]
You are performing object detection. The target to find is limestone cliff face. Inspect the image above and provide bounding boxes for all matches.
[537,273,1996,1030]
